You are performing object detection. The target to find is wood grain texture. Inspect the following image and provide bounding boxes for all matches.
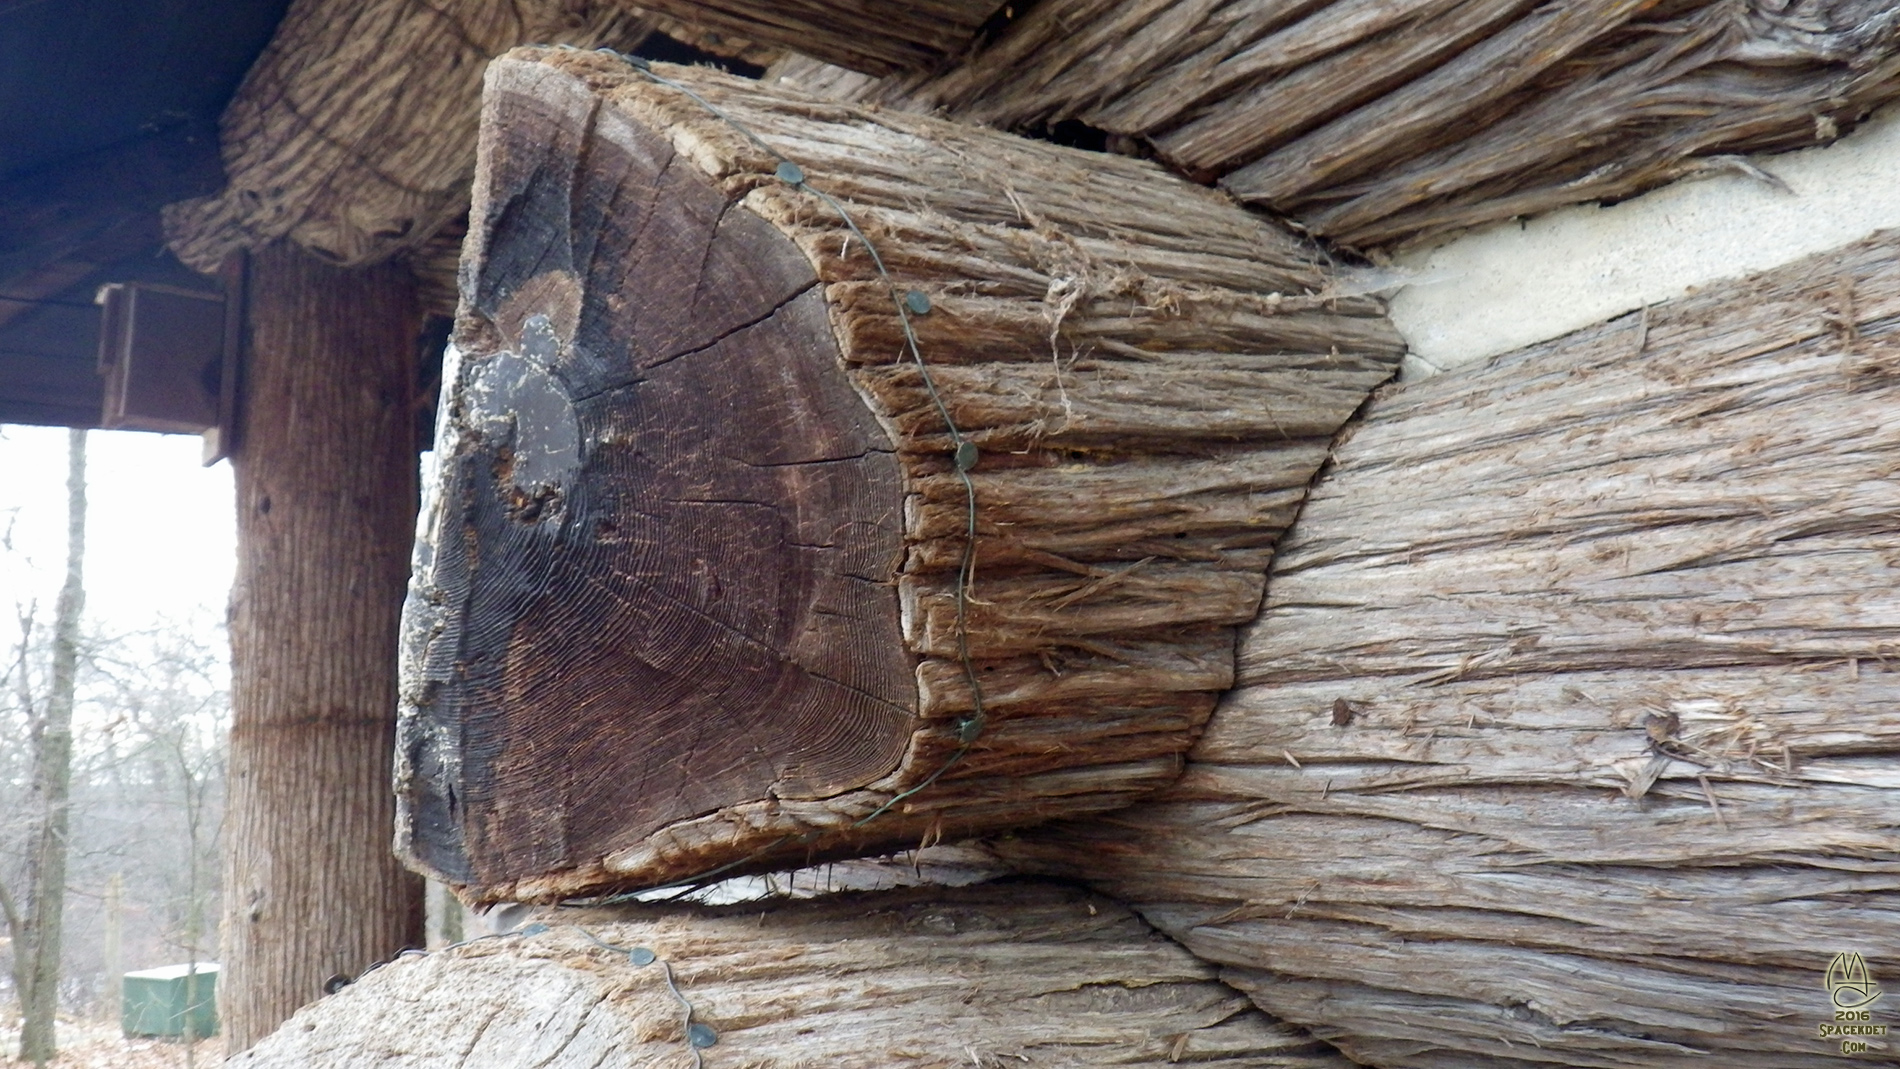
[614,0,1004,76]
[231,882,1359,1069]
[163,0,654,272]
[223,244,426,1052]
[995,233,1900,1067]
[783,0,1900,248]
[400,59,916,895]
[397,48,1402,903]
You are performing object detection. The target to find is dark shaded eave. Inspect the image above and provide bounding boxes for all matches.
[0,0,290,429]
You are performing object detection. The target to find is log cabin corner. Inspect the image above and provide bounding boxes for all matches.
[3,0,1897,1065]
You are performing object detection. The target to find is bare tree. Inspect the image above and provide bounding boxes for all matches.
[143,711,219,1066]
[0,429,87,1063]
[0,610,231,1030]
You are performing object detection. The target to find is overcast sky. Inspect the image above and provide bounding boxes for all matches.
[0,424,235,642]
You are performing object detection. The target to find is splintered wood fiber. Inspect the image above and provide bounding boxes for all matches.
[998,233,1900,1068]
[783,0,1900,248]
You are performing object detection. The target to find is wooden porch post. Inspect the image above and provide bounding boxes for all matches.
[221,242,425,1052]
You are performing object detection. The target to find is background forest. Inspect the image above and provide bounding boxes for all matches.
[0,617,227,1016]
[0,424,234,1060]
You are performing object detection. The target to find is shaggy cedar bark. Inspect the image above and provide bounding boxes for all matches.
[222,245,426,1052]
[999,233,1900,1067]
[164,0,654,272]
[397,48,1402,902]
[229,882,1356,1069]
[610,0,1003,75]
[779,0,1900,248]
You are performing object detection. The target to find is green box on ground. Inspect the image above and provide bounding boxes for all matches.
[122,962,218,1039]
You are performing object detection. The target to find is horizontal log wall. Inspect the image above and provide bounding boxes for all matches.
[779,0,1900,248]
[996,233,1900,1067]
[230,882,1358,1069]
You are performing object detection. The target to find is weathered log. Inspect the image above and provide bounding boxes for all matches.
[995,233,1900,1067]
[229,882,1358,1069]
[781,0,1900,248]
[397,47,1403,902]
[611,0,1003,76]
[163,0,654,272]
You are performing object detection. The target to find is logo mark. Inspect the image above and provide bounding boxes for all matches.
[1828,953,1884,1011]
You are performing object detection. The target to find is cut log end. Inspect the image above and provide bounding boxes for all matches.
[398,48,1401,902]
[401,61,912,890]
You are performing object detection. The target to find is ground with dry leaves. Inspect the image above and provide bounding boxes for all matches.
[0,1016,221,1068]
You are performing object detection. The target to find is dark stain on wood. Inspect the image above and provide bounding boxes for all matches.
[1330,698,1353,727]
[399,75,911,887]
